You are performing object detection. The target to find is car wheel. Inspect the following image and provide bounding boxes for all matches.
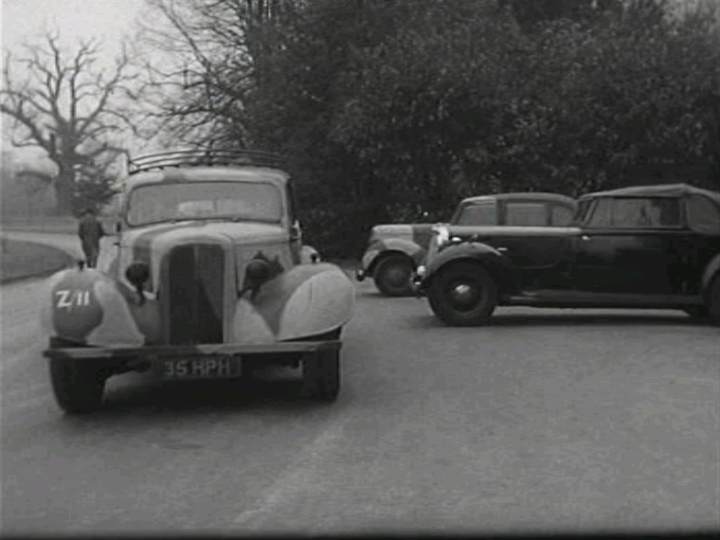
[374,254,414,297]
[427,261,498,326]
[49,357,106,414]
[302,348,340,402]
[708,275,720,326]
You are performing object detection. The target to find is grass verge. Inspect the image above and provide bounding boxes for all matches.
[0,238,73,284]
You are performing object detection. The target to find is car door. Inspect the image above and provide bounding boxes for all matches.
[494,199,578,290]
[572,196,690,295]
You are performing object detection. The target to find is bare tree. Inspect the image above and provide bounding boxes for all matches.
[139,0,301,148]
[1,32,140,214]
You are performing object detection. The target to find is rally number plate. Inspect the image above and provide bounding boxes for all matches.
[156,356,242,380]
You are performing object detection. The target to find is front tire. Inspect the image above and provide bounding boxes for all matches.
[427,262,498,326]
[49,357,106,414]
[302,349,340,402]
[373,254,414,297]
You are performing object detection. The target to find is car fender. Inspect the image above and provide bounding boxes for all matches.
[424,241,518,293]
[362,238,425,273]
[230,262,355,343]
[40,267,159,347]
[701,253,720,295]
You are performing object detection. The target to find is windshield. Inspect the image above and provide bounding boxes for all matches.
[125,181,283,226]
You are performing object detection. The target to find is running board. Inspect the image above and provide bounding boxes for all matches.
[503,290,702,309]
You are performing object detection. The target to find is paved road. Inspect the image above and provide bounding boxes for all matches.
[1,233,719,535]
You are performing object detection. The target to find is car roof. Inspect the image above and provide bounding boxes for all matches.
[124,165,290,191]
[580,183,720,204]
[459,192,576,205]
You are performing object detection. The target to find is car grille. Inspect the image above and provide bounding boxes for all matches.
[165,244,224,345]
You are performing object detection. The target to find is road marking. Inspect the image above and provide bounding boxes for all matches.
[232,415,349,528]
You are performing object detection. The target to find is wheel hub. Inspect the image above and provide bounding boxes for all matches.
[449,282,481,308]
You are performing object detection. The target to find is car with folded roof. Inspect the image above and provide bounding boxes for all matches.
[414,183,720,326]
[356,192,576,296]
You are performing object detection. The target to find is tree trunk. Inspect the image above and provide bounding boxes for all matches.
[53,169,75,215]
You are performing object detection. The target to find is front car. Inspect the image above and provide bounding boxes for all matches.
[41,150,355,413]
[414,192,577,292]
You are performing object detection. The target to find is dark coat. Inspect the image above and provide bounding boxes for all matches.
[78,215,105,251]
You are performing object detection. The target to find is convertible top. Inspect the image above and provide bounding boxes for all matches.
[582,183,720,204]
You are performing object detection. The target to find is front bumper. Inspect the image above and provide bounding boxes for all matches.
[410,265,428,296]
[44,340,340,375]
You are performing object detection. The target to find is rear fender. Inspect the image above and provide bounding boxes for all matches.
[425,242,519,294]
[230,263,355,343]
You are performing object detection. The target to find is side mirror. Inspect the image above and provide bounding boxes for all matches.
[290,220,302,240]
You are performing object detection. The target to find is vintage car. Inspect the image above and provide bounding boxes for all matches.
[414,183,720,326]
[356,192,576,296]
[40,150,355,413]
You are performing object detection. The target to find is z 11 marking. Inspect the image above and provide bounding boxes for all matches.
[55,289,91,309]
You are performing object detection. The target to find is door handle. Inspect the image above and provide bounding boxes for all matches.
[581,235,591,241]
[496,246,509,252]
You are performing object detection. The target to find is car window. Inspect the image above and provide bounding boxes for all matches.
[550,205,574,226]
[504,202,548,226]
[586,197,680,228]
[573,199,593,224]
[453,202,497,225]
[687,194,720,233]
[126,181,283,226]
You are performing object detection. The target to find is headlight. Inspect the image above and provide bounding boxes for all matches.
[434,225,450,248]
[245,259,271,282]
[125,261,149,287]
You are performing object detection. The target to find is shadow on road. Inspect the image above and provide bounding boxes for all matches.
[405,311,703,329]
[63,372,332,421]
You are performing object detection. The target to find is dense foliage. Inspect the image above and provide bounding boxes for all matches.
[147,0,720,257]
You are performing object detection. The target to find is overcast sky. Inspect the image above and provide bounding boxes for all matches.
[2,0,144,53]
[1,0,148,163]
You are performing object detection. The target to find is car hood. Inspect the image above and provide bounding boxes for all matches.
[372,223,433,236]
[117,221,289,294]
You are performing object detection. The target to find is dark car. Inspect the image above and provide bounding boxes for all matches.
[415,183,720,326]
[356,192,576,296]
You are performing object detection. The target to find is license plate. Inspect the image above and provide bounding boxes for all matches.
[156,356,242,379]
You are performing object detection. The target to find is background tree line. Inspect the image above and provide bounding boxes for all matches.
[142,0,720,257]
[3,0,719,259]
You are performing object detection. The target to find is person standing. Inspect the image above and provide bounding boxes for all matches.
[78,208,105,268]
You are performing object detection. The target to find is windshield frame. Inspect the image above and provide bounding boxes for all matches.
[122,179,287,228]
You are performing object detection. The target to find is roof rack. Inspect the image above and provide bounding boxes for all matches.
[127,149,285,175]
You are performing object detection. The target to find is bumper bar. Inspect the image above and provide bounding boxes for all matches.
[43,340,341,361]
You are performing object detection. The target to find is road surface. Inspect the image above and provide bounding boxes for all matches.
[1,232,718,535]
